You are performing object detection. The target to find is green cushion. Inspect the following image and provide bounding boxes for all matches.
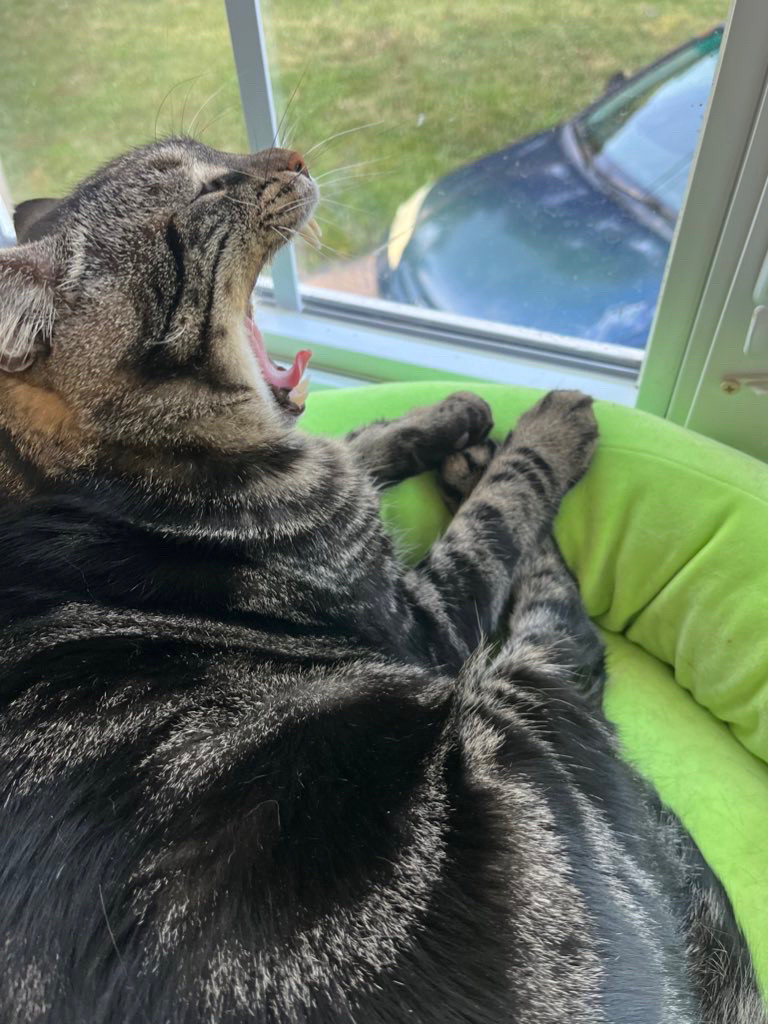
[301,380,768,994]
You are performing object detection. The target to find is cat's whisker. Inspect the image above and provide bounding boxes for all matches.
[316,242,352,260]
[179,76,204,137]
[187,83,228,140]
[316,198,371,214]
[318,167,396,183]
[293,232,351,261]
[169,91,178,137]
[319,170,397,190]
[154,75,205,142]
[273,63,311,149]
[196,106,238,141]
[272,222,323,255]
[223,195,262,211]
[280,114,301,152]
[365,214,432,259]
[303,121,386,160]
[314,158,391,181]
[226,167,272,187]
[270,225,293,247]
[302,116,412,168]
[276,200,311,217]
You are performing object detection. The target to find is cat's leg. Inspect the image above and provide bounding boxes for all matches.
[404,390,598,660]
[345,391,493,488]
[439,438,604,699]
[494,536,605,706]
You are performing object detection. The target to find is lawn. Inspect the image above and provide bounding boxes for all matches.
[1,0,725,271]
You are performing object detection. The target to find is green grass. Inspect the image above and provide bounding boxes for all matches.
[1,0,725,271]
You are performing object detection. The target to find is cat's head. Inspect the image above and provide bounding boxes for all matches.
[0,137,318,485]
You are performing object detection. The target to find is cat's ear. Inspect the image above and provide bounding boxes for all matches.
[0,243,57,373]
[14,198,64,243]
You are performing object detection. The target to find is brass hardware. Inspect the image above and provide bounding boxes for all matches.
[720,372,768,395]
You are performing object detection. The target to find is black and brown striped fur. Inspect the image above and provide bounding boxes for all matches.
[0,139,763,1023]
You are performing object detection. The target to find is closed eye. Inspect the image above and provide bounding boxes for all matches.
[194,170,249,201]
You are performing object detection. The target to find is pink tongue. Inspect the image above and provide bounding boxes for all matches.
[246,317,312,390]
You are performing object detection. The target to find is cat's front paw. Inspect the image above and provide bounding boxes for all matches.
[438,439,498,511]
[508,390,598,497]
[429,391,493,452]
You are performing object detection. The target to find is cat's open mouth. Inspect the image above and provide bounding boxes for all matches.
[245,314,311,417]
[244,199,319,417]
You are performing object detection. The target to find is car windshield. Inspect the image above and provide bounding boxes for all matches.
[577,29,722,217]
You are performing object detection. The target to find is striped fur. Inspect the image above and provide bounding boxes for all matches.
[0,139,764,1023]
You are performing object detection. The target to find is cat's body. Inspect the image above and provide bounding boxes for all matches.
[0,138,763,1024]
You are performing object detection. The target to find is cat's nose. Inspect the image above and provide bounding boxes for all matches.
[283,150,310,177]
[251,147,311,179]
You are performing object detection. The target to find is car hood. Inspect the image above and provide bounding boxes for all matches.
[386,128,671,348]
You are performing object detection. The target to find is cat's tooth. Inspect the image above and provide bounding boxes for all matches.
[301,217,322,246]
[288,374,310,407]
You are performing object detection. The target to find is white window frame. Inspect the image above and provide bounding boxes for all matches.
[636,0,768,420]
[225,0,749,415]
[0,163,15,248]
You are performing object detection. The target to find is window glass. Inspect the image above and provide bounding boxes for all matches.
[0,2,246,202]
[1,2,727,353]
[579,30,722,217]
[262,1,726,350]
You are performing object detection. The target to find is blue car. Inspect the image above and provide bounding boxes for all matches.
[378,27,723,349]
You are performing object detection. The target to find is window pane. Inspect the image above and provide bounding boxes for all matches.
[262,1,726,350]
[579,30,722,217]
[0,2,247,203]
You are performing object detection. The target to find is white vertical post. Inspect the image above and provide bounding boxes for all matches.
[636,0,755,416]
[0,161,16,248]
[225,0,302,311]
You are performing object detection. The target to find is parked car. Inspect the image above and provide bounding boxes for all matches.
[377,27,723,348]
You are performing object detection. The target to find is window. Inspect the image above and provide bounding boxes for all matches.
[578,29,722,220]
[251,0,725,360]
[0,6,254,214]
[4,0,767,452]
[637,0,768,460]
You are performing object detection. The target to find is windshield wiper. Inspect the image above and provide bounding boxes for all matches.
[567,119,676,224]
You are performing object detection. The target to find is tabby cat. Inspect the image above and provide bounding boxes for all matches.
[0,137,763,1024]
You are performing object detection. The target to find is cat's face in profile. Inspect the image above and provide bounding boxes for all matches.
[0,138,317,478]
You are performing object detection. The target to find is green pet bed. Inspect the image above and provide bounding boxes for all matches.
[301,380,768,995]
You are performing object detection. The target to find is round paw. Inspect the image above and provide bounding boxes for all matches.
[438,438,498,511]
[431,391,493,451]
[509,390,598,495]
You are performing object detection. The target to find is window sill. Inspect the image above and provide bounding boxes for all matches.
[256,286,640,405]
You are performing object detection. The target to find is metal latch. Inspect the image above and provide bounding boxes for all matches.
[721,372,768,395]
